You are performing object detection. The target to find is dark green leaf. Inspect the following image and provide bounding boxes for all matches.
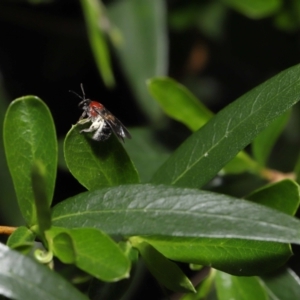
[7,226,35,254]
[64,124,139,190]
[246,179,300,215]
[252,110,290,167]
[80,0,114,87]
[148,77,213,131]
[52,184,300,244]
[151,64,300,188]
[0,243,88,300]
[260,268,300,299]
[108,0,167,122]
[69,228,130,282]
[31,160,52,235]
[3,96,57,226]
[123,127,169,182]
[215,271,268,300]
[222,0,281,18]
[131,238,195,293]
[139,236,291,276]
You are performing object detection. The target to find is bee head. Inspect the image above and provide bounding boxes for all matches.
[69,83,91,109]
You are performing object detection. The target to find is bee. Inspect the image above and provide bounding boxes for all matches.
[70,84,131,142]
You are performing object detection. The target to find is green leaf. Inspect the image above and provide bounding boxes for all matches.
[3,96,57,226]
[138,236,290,276]
[108,0,167,122]
[151,64,300,188]
[52,184,300,244]
[260,268,300,299]
[64,124,139,190]
[123,127,169,182]
[53,232,76,264]
[148,77,213,131]
[246,179,300,215]
[31,160,52,235]
[0,243,88,300]
[69,228,130,282]
[222,0,281,18]
[131,238,195,293]
[215,271,268,300]
[7,226,35,254]
[80,0,114,87]
[252,110,290,167]
[148,77,257,175]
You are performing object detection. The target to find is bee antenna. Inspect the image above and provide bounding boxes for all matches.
[69,89,83,100]
[80,83,86,99]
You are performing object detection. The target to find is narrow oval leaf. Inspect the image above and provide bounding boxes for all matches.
[108,0,167,122]
[53,232,76,264]
[64,124,139,190]
[3,96,57,226]
[260,268,300,299]
[80,0,114,87]
[69,228,130,282]
[252,110,291,167]
[151,64,300,188]
[138,237,291,276]
[0,243,88,300]
[147,77,213,131]
[52,184,300,244]
[215,271,268,300]
[131,238,195,293]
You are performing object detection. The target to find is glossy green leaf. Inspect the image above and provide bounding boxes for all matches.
[131,238,195,293]
[139,236,290,276]
[0,243,88,300]
[80,0,114,87]
[260,268,300,299]
[123,127,169,182]
[7,226,35,254]
[148,77,213,131]
[64,124,139,190]
[148,77,257,175]
[31,160,52,235]
[151,64,300,188]
[252,110,290,167]
[246,179,300,215]
[215,272,268,300]
[52,184,300,244]
[0,84,23,225]
[222,0,281,18]
[108,0,167,122]
[69,228,130,282]
[3,96,57,226]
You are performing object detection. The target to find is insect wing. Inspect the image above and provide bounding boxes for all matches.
[93,106,131,142]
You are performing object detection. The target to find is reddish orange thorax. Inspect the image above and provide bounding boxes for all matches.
[89,101,104,117]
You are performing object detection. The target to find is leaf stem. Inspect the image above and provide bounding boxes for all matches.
[0,226,17,235]
[260,168,295,183]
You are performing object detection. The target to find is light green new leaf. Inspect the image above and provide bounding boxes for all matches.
[252,110,290,167]
[151,64,300,188]
[3,96,57,226]
[0,243,88,300]
[215,272,268,300]
[52,184,300,245]
[69,228,130,282]
[64,124,139,190]
[148,77,213,131]
[108,0,167,122]
[7,226,35,254]
[80,0,114,87]
[131,238,195,293]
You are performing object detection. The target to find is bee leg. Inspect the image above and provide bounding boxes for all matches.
[77,117,91,125]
